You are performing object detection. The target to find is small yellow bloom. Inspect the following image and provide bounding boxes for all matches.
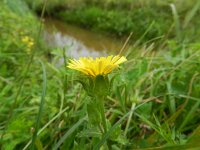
[67,55,127,77]
[21,36,34,52]
[27,41,34,48]
[21,36,29,43]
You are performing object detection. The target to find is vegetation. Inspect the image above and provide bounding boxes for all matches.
[25,0,200,43]
[0,0,200,150]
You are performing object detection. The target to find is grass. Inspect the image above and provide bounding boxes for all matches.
[0,0,200,149]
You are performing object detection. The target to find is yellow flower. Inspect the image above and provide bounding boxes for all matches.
[21,36,34,53]
[27,41,34,48]
[21,36,29,43]
[67,55,127,77]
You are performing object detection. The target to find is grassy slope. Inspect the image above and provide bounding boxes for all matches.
[0,0,200,149]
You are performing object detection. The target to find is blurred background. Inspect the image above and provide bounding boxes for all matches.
[25,0,200,57]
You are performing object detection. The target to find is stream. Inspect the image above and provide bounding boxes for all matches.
[43,18,126,58]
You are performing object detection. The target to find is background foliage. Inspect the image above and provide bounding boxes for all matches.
[25,0,200,43]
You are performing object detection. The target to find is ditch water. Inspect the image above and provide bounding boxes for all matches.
[43,17,126,58]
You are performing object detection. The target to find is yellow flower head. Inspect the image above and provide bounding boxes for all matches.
[21,36,34,51]
[28,41,34,48]
[21,36,29,43]
[67,55,127,77]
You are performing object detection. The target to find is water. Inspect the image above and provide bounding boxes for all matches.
[43,18,126,58]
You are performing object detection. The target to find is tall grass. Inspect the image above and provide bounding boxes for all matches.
[0,0,200,149]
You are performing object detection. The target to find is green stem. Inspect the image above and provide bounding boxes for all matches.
[124,103,136,136]
[30,60,47,150]
[98,124,104,134]
[98,96,107,134]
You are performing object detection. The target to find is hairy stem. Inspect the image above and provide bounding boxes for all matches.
[98,96,107,134]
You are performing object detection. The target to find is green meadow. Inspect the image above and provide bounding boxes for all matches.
[0,0,200,149]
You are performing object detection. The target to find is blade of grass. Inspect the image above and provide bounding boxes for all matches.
[183,0,200,28]
[165,73,199,124]
[135,113,173,144]
[188,124,200,143]
[23,107,69,150]
[60,47,68,112]
[164,50,200,78]
[119,32,133,55]
[177,94,200,102]
[134,21,155,47]
[124,103,136,136]
[167,75,176,114]
[53,116,87,150]
[178,100,200,131]
[135,143,200,150]
[94,99,153,150]
[170,3,181,41]
[30,60,47,150]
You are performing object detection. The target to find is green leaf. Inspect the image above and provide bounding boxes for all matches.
[77,127,101,138]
